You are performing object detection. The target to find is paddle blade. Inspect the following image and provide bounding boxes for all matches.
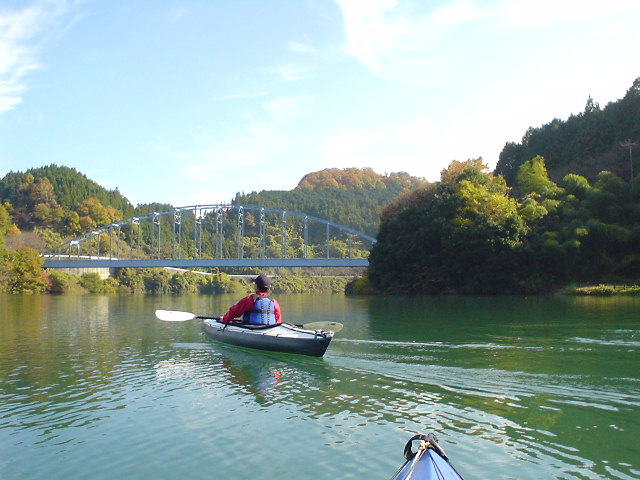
[303,321,344,333]
[155,310,197,322]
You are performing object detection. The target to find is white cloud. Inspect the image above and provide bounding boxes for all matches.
[160,120,295,185]
[268,63,315,82]
[316,117,453,180]
[0,1,82,114]
[154,122,299,205]
[263,96,310,124]
[334,0,476,86]
[334,0,640,86]
[495,0,640,27]
[287,41,318,54]
[334,0,403,72]
[0,6,44,113]
[317,129,381,164]
[428,0,485,26]
[329,0,640,177]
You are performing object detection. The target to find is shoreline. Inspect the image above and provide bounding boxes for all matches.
[562,284,640,296]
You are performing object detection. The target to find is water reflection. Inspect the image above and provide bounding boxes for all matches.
[157,345,288,404]
[165,342,342,410]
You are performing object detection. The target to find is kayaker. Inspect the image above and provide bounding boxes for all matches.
[220,274,282,325]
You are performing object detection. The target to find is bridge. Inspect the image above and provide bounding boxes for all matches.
[42,204,376,269]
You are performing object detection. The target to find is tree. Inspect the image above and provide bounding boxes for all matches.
[516,156,561,197]
[440,158,488,185]
[11,175,64,229]
[3,247,49,293]
[0,204,10,239]
[369,161,530,294]
[563,174,591,199]
[76,197,121,227]
[494,78,640,185]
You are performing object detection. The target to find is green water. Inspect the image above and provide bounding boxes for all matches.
[1,293,638,479]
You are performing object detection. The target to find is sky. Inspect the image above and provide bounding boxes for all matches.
[1,0,639,207]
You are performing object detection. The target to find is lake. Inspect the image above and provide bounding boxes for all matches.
[1,293,639,479]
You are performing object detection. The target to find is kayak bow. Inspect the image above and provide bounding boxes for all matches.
[390,434,464,480]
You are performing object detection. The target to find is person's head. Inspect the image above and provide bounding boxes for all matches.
[253,274,271,293]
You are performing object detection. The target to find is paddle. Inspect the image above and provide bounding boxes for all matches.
[154,310,343,333]
[155,310,218,322]
[299,321,344,333]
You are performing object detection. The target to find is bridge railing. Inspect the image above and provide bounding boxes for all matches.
[42,204,375,268]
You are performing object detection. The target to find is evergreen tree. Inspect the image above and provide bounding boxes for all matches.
[495,77,640,185]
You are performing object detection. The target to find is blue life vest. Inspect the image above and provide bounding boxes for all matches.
[245,294,277,325]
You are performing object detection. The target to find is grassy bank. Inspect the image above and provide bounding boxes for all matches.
[563,284,640,296]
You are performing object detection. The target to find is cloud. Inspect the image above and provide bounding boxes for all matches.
[334,0,476,86]
[268,63,315,82]
[332,0,640,173]
[159,119,295,184]
[0,6,44,113]
[495,0,640,27]
[334,0,404,71]
[316,117,453,179]
[263,96,310,124]
[268,40,320,82]
[334,0,640,86]
[0,1,81,114]
[287,41,318,54]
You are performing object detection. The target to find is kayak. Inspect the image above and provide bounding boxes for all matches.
[390,434,464,480]
[201,318,334,357]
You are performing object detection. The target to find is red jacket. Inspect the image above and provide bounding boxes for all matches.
[221,292,282,324]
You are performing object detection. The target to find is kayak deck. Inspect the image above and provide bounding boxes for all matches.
[391,434,464,480]
[201,319,333,357]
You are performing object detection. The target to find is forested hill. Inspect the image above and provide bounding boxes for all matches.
[495,77,640,186]
[0,165,134,215]
[0,164,143,244]
[0,164,426,242]
[233,168,429,236]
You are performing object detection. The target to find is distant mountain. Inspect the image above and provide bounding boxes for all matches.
[495,77,640,186]
[0,164,428,239]
[234,167,429,236]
